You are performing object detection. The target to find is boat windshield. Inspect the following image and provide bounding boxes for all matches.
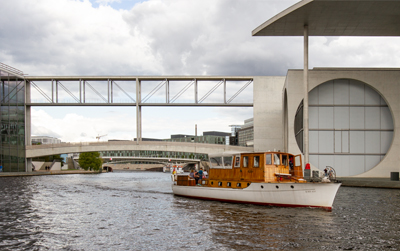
[224,156,233,168]
[274,154,280,165]
[210,157,224,168]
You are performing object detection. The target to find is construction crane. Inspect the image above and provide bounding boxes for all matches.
[96,134,107,141]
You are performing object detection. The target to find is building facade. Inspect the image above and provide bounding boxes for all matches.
[238,118,254,147]
[165,131,230,145]
[0,67,26,172]
[252,70,400,177]
[284,69,399,177]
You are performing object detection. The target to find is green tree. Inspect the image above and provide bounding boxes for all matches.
[79,152,103,171]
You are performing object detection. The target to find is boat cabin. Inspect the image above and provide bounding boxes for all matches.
[205,151,304,188]
[175,151,305,188]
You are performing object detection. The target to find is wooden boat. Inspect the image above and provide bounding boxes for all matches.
[172,151,341,210]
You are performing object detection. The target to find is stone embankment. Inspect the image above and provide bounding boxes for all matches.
[0,170,99,177]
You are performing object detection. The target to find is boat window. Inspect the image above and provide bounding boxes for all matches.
[234,156,240,167]
[223,156,233,169]
[295,155,301,166]
[266,154,272,165]
[273,154,280,165]
[243,156,248,167]
[236,183,241,187]
[253,156,259,167]
[289,156,294,170]
[218,182,222,186]
[282,155,288,166]
[210,157,223,169]
[227,182,231,187]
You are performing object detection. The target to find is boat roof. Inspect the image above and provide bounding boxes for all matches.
[209,151,292,158]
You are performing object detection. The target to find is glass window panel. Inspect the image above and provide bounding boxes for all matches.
[266,154,272,165]
[309,131,319,153]
[282,154,287,166]
[309,107,318,129]
[335,131,341,153]
[253,156,259,167]
[381,107,394,130]
[333,79,349,105]
[243,156,248,167]
[273,154,280,165]
[365,107,380,129]
[318,107,333,129]
[210,157,223,168]
[234,155,240,167]
[319,131,334,153]
[349,80,365,105]
[364,85,381,105]
[334,107,349,130]
[309,86,319,105]
[350,131,365,154]
[350,107,364,129]
[223,156,232,169]
[309,154,318,169]
[365,131,380,154]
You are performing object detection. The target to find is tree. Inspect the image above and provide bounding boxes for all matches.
[79,152,103,171]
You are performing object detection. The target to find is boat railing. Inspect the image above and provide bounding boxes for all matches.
[310,166,337,182]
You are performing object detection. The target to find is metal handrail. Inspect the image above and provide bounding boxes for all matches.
[0,62,24,76]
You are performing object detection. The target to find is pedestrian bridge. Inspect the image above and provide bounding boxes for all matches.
[25,141,253,158]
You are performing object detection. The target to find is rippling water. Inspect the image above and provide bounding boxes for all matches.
[1,171,400,250]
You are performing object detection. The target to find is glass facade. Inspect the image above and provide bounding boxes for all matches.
[238,127,253,146]
[0,70,26,172]
[295,79,394,176]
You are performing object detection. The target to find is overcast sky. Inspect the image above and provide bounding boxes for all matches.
[2,0,400,142]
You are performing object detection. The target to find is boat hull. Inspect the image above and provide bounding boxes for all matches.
[172,182,341,210]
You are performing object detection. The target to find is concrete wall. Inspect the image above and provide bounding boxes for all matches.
[253,76,286,152]
[285,68,400,177]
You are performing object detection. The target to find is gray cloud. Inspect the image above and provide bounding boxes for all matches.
[4,0,400,141]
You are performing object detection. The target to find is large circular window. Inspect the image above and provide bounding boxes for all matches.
[295,79,394,176]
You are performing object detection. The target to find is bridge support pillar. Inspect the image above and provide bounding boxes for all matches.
[136,78,142,144]
[25,80,32,172]
[26,158,33,172]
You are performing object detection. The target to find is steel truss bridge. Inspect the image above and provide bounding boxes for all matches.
[98,156,201,169]
[25,76,254,142]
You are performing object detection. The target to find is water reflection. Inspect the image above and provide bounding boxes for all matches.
[0,177,41,249]
[0,173,400,250]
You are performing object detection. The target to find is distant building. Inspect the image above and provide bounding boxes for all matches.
[31,136,61,145]
[165,131,231,145]
[238,118,254,147]
[132,138,163,142]
[229,125,242,146]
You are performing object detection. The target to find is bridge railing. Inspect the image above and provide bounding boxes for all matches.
[26,140,252,150]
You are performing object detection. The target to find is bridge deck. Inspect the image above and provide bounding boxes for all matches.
[26,141,253,158]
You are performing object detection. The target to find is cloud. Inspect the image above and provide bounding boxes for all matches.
[31,108,137,142]
[4,0,400,142]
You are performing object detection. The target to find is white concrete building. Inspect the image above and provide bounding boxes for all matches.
[251,0,400,177]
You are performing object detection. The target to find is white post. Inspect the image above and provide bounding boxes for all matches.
[136,78,141,144]
[303,25,309,165]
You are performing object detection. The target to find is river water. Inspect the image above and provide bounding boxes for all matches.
[0,171,399,251]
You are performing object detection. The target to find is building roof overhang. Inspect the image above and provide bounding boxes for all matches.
[252,0,400,37]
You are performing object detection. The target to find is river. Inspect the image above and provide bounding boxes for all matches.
[0,171,399,250]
